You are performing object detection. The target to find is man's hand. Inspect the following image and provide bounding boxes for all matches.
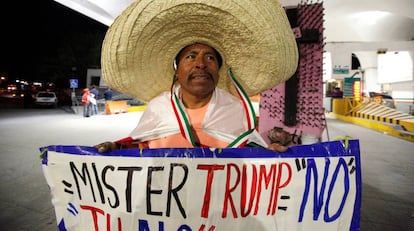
[94,142,119,153]
[267,143,288,152]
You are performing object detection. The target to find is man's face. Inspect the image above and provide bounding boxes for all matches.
[175,43,220,99]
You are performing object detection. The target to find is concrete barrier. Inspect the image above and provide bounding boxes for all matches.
[105,100,128,114]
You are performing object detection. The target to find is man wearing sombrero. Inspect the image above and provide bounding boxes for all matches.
[96,0,298,152]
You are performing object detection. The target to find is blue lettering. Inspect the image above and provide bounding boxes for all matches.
[138,219,191,231]
[177,224,192,231]
[138,219,150,231]
[138,220,164,231]
[324,158,349,222]
[298,157,350,222]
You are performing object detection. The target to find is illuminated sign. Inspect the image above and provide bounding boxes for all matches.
[333,65,350,75]
[353,80,361,101]
[344,77,361,99]
[70,79,79,89]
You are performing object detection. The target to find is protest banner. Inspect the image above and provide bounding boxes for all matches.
[41,140,361,231]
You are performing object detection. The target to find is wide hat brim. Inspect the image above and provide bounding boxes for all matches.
[102,0,298,103]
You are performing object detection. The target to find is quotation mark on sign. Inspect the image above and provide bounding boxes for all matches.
[62,180,74,194]
[67,203,79,216]
[348,157,356,174]
[57,203,78,231]
[295,157,356,174]
[295,158,306,172]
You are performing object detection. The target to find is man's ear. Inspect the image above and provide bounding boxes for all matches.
[173,59,178,70]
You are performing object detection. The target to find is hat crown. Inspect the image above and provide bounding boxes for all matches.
[102,0,298,103]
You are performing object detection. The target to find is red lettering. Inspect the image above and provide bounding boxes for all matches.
[197,164,225,218]
[117,217,122,231]
[252,164,277,215]
[222,163,240,218]
[199,224,216,231]
[199,162,292,219]
[106,213,122,231]
[81,205,104,231]
[270,162,292,215]
[80,205,122,231]
[240,164,257,217]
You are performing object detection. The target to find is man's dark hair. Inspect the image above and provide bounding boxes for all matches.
[174,45,223,69]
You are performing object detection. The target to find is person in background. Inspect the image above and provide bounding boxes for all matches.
[331,87,343,98]
[104,88,113,101]
[89,85,99,115]
[23,86,34,108]
[81,88,91,117]
[89,91,97,115]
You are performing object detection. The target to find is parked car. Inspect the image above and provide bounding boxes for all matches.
[35,91,58,108]
[369,92,396,109]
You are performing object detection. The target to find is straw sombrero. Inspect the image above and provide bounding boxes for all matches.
[101,0,298,103]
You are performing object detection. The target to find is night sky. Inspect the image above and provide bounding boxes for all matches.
[0,1,108,85]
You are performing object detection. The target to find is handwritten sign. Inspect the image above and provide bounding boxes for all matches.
[41,140,361,231]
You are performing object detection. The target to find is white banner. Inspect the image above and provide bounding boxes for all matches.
[41,140,361,231]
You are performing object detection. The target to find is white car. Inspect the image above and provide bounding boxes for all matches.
[35,91,58,108]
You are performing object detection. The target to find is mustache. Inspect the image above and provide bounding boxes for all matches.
[188,70,213,79]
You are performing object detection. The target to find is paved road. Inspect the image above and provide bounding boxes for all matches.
[0,107,413,230]
[0,107,142,230]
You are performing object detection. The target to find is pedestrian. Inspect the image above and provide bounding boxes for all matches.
[81,88,91,117]
[331,87,343,98]
[95,0,298,152]
[89,85,99,115]
[89,92,97,115]
[23,87,34,108]
[104,88,113,101]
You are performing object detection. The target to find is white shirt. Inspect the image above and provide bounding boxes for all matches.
[129,88,268,147]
